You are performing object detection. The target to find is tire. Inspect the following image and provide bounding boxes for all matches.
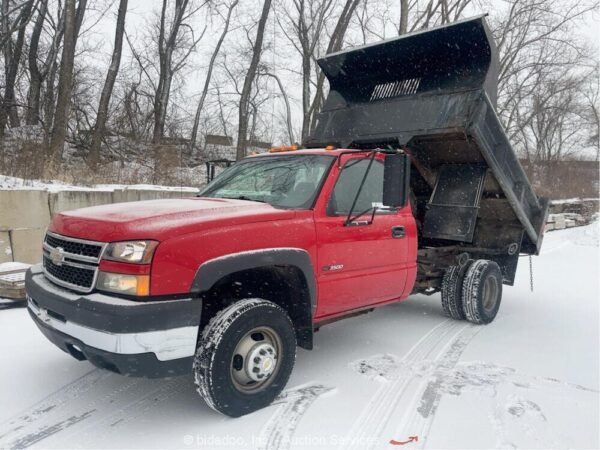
[462,260,503,324]
[193,298,296,417]
[441,262,472,320]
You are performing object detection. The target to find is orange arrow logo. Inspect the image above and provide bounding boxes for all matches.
[390,435,419,446]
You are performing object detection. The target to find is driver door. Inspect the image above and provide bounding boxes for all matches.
[314,155,414,317]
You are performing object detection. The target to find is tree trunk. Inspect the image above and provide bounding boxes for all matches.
[399,0,408,34]
[152,0,190,145]
[43,59,58,135]
[236,0,272,160]
[47,0,78,176]
[88,0,128,168]
[26,0,48,125]
[300,52,311,142]
[265,72,294,144]
[190,0,238,155]
[36,7,65,130]
[0,0,35,137]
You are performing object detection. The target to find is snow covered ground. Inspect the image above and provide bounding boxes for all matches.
[0,224,597,449]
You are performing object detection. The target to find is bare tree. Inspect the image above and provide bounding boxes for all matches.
[88,0,128,168]
[0,0,36,137]
[488,0,598,162]
[307,0,361,133]
[47,0,79,174]
[190,0,238,153]
[521,71,587,162]
[581,64,599,161]
[153,0,206,144]
[236,0,272,160]
[277,0,334,142]
[25,0,49,126]
[264,72,294,144]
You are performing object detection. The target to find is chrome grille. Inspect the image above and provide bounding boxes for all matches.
[45,233,103,259]
[42,232,106,293]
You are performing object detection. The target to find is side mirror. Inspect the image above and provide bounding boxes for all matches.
[383,153,410,208]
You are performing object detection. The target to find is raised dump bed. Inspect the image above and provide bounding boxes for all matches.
[305,15,549,287]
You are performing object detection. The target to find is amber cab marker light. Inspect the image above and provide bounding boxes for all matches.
[269,144,298,153]
[325,145,336,151]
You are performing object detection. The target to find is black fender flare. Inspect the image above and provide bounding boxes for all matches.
[191,248,317,349]
[191,248,317,314]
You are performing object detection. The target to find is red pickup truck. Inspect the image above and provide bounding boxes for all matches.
[25,17,548,417]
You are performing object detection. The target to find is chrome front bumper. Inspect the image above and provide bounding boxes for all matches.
[25,265,203,377]
[28,298,198,361]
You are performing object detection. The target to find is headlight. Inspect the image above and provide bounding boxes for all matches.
[97,272,150,296]
[104,240,158,264]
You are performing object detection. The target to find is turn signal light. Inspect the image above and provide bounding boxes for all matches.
[97,272,150,296]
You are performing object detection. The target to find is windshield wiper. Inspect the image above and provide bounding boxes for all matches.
[227,195,267,203]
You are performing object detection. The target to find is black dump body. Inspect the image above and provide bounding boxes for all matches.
[305,16,549,288]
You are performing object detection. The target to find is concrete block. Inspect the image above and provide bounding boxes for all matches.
[112,189,141,203]
[114,189,195,203]
[49,190,114,216]
[0,231,12,263]
[137,190,191,201]
[0,190,50,230]
[11,228,45,264]
[554,215,566,230]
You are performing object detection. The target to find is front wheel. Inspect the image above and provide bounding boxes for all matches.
[462,259,503,324]
[193,299,296,417]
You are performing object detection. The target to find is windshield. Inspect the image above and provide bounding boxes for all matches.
[199,155,334,209]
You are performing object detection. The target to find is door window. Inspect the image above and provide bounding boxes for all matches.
[327,158,384,216]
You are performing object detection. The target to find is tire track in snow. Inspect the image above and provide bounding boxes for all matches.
[0,368,109,446]
[8,410,96,449]
[0,373,144,448]
[346,320,479,450]
[352,323,598,449]
[0,368,188,448]
[392,324,481,449]
[258,383,335,450]
[46,377,190,448]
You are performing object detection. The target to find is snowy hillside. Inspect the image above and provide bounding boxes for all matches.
[0,223,597,449]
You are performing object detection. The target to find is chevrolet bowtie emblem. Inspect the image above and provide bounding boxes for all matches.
[50,246,65,266]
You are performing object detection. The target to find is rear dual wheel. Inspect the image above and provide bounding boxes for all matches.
[441,259,502,324]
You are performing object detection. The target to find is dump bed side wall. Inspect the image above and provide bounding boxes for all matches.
[469,96,549,254]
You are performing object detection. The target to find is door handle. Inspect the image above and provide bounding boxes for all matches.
[392,226,405,238]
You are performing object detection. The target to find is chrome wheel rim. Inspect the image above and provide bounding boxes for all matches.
[230,326,282,393]
[482,276,499,313]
